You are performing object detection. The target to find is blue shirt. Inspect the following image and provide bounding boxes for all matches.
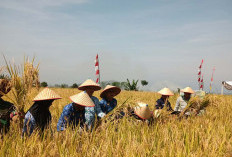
[57,96,105,131]
[155,98,173,111]
[57,103,85,131]
[99,98,117,114]
[22,111,36,136]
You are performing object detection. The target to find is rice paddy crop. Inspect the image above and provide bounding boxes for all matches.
[0,88,232,157]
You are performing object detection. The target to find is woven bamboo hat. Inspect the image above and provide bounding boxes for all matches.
[181,87,195,94]
[78,79,101,91]
[70,91,95,107]
[158,87,174,96]
[134,102,152,120]
[0,79,11,95]
[100,85,121,98]
[33,88,62,101]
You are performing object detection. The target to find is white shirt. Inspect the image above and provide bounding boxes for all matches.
[174,96,189,112]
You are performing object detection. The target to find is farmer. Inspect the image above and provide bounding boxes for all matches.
[155,87,174,111]
[77,79,105,129]
[22,88,61,136]
[57,91,95,131]
[99,85,121,114]
[173,87,195,115]
[128,102,153,123]
[0,78,16,134]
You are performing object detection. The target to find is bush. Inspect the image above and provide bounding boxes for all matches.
[61,84,68,88]
[71,83,78,88]
[41,82,48,87]
[141,80,148,86]
[112,82,121,87]
[124,79,139,91]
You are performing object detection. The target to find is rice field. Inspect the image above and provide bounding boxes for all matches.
[1,88,232,157]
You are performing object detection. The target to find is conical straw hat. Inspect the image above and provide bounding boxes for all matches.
[78,79,101,91]
[100,85,121,98]
[158,87,174,96]
[70,91,95,107]
[33,88,62,101]
[134,102,152,120]
[181,87,195,94]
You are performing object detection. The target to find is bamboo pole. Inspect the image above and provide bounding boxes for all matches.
[221,85,224,95]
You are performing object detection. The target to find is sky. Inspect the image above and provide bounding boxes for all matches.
[0,0,231,93]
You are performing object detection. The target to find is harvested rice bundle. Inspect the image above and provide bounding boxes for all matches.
[3,56,40,128]
[182,96,210,116]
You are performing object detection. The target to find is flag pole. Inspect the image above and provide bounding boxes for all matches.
[95,54,100,85]
[209,67,215,93]
[198,59,203,90]
[98,54,101,85]
[221,84,224,95]
[200,74,204,91]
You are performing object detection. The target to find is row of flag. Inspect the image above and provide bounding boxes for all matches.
[197,59,215,92]
[95,54,216,92]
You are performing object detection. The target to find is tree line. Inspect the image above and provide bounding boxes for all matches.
[40,79,148,91]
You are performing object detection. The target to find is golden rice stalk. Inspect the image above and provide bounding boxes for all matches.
[182,96,210,116]
[3,55,40,114]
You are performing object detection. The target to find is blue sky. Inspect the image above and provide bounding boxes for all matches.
[0,0,231,93]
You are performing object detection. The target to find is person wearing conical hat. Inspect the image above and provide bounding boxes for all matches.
[78,79,105,129]
[174,87,195,115]
[22,88,61,136]
[0,78,16,135]
[99,85,121,114]
[57,91,95,131]
[128,102,153,123]
[155,88,174,111]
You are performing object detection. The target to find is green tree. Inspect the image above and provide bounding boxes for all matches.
[61,84,68,88]
[112,81,121,87]
[71,83,78,88]
[141,80,148,86]
[124,79,139,91]
[40,82,48,87]
[120,82,127,90]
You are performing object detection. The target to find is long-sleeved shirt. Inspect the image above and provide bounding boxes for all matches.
[57,103,85,131]
[99,98,117,114]
[155,98,173,111]
[57,96,105,131]
[84,96,105,128]
[22,111,52,136]
[22,111,36,136]
[174,96,189,112]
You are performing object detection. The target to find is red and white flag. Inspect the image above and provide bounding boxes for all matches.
[199,59,203,69]
[198,71,201,82]
[200,74,204,90]
[198,59,204,88]
[95,54,100,84]
[209,67,216,92]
